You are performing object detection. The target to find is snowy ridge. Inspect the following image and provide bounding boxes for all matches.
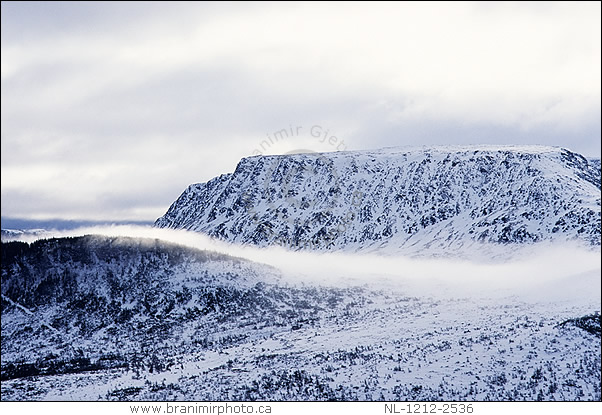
[1,228,49,242]
[155,146,601,255]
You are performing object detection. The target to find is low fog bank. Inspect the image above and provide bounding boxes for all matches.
[4,225,600,306]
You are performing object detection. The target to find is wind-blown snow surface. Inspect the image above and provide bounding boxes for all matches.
[155,146,601,256]
[1,229,600,401]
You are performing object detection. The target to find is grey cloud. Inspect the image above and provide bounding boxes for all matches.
[2,2,600,222]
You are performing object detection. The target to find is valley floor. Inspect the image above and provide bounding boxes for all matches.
[2,288,599,401]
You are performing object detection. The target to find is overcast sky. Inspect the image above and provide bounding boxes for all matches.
[1,1,600,223]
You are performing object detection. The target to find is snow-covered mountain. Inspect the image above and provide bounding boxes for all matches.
[155,146,601,255]
[1,228,49,242]
[2,145,600,401]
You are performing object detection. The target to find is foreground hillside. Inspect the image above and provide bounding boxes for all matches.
[2,236,600,401]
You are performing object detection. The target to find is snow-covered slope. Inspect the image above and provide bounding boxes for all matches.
[155,146,601,255]
[1,236,600,401]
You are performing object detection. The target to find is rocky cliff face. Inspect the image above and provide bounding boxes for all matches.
[155,146,601,254]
